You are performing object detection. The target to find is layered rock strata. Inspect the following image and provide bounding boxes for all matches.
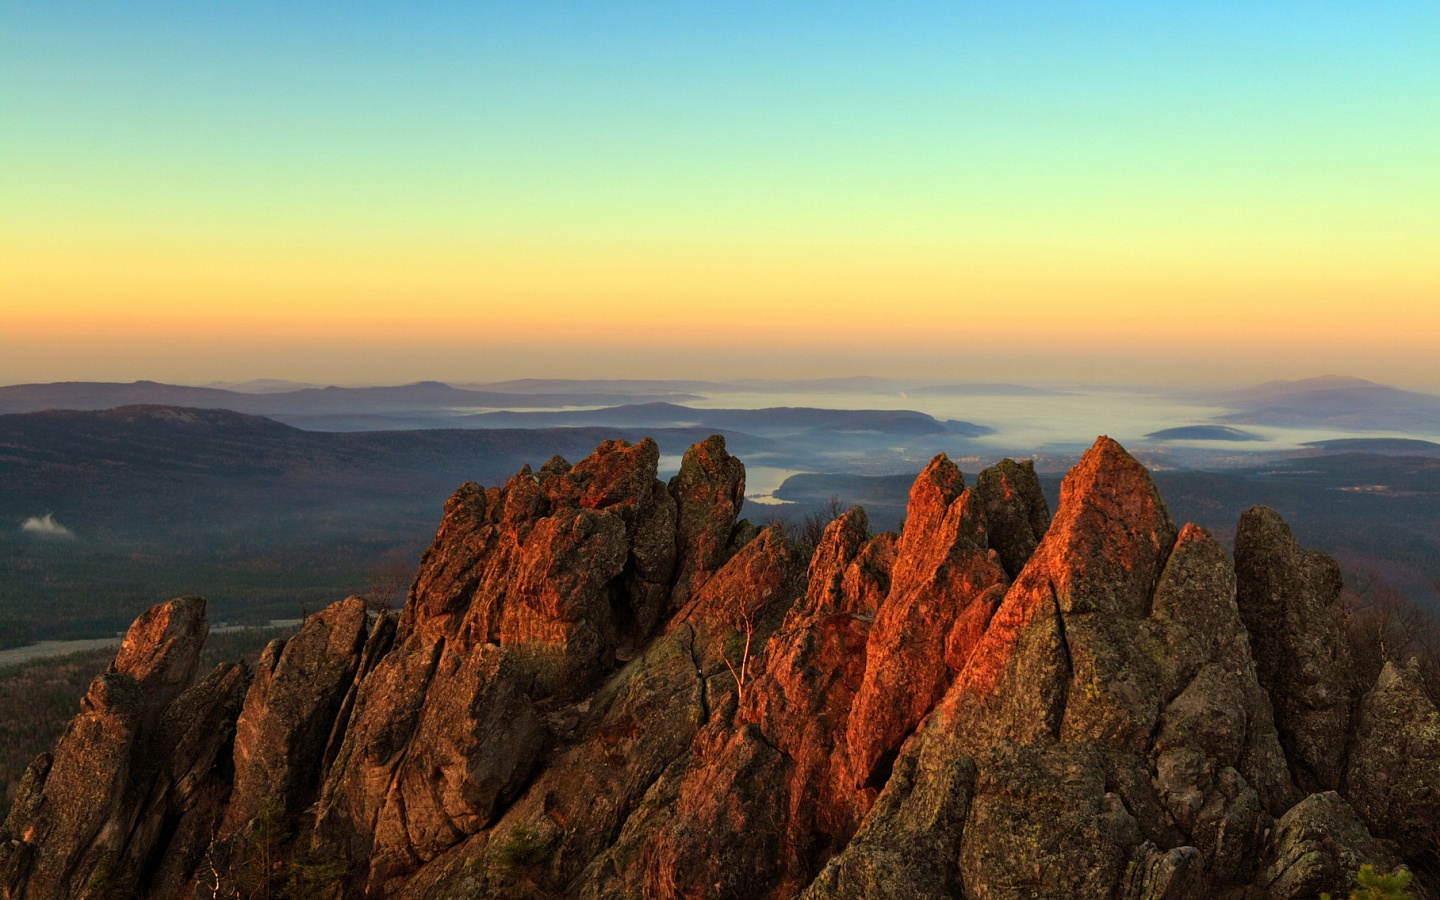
[2,434,1432,900]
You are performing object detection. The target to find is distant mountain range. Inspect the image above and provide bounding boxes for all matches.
[1209,376,1440,432]
[0,380,701,419]
[201,379,327,393]
[908,382,1068,397]
[1219,375,1390,404]
[458,377,1065,396]
[0,406,705,488]
[0,381,996,451]
[1145,425,1264,442]
[14,375,1440,438]
[458,378,729,394]
[1301,437,1440,457]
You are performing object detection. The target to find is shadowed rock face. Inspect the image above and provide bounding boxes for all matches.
[1235,505,1356,793]
[1346,661,1440,866]
[972,457,1051,580]
[4,435,1430,900]
[221,596,370,837]
[1256,792,1405,899]
[566,527,809,900]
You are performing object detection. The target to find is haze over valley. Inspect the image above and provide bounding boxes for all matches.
[4,373,1439,652]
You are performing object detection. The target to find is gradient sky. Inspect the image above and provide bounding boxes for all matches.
[2,2,1437,387]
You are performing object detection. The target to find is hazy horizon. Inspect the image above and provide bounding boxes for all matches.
[3,361,1440,396]
[3,368,1440,395]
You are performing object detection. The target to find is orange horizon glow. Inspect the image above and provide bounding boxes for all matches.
[2,3,1437,389]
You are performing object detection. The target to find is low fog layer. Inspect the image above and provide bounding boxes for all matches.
[20,513,74,539]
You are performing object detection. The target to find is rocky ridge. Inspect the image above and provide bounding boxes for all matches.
[2,434,1436,899]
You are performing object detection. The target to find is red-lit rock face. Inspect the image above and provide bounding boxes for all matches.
[842,456,1006,808]
[668,434,747,611]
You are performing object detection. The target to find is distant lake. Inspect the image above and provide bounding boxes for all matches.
[0,619,303,669]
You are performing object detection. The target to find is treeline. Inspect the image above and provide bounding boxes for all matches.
[1335,571,1440,704]
[0,534,421,648]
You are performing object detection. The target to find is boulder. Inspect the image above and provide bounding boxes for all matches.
[1345,660,1440,865]
[1256,791,1405,899]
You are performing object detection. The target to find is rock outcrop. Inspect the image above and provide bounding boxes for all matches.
[841,456,1007,809]
[1234,505,1357,793]
[1346,660,1440,867]
[312,437,692,896]
[668,434,747,611]
[221,596,370,835]
[3,434,1428,899]
[0,597,247,900]
[804,438,1307,899]
[972,456,1050,579]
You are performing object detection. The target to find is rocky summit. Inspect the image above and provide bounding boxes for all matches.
[2,435,1436,899]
